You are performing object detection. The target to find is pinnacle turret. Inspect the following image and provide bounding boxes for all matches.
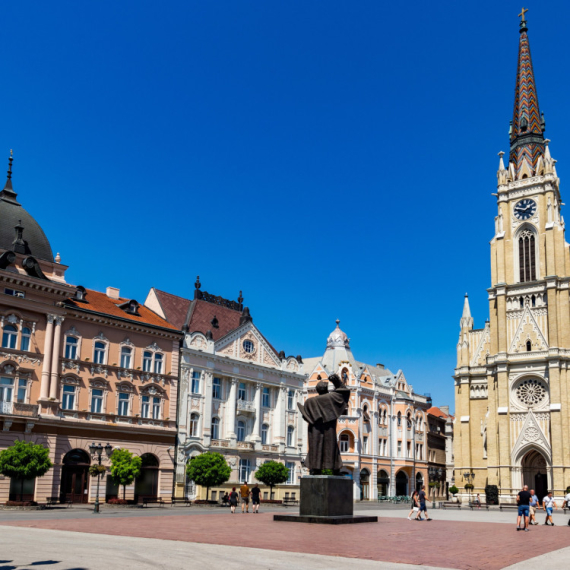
[460,294,474,331]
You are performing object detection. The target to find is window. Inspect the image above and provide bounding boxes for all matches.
[526,340,532,352]
[237,420,246,442]
[154,353,163,374]
[142,351,152,372]
[211,417,220,440]
[212,377,221,399]
[20,327,31,352]
[152,397,160,419]
[190,413,199,436]
[261,424,268,445]
[62,385,75,410]
[363,436,368,454]
[118,393,129,416]
[397,441,402,457]
[93,341,106,364]
[0,377,14,403]
[191,372,201,394]
[238,383,246,401]
[120,347,132,369]
[519,229,537,282]
[243,340,254,354]
[262,387,270,407]
[65,336,78,359]
[397,411,402,426]
[91,389,103,413]
[2,325,17,349]
[287,426,294,447]
[239,458,251,483]
[407,441,411,458]
[16,379,27,403]
[339,434,349,453]
[287,390,294,410]
[4,288,24,298]
[286,462,295,484]
[141,395,150,418]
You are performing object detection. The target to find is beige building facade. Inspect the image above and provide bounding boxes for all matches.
[455,17,570,502]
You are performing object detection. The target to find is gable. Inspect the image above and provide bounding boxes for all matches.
[509,306,548,353]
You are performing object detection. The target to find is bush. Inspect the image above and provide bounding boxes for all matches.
[186,453,231,501]
[464,483,474,490]
[449,485,459,495]
[106,498,128,505]
[89,464,106,477]
[110,449,142,500]
[485,484,499,505]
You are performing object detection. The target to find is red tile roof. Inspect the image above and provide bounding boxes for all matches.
[187,299,242,341]
[153,289,191,330]
[66,289,180,331]
[427,406,454,419]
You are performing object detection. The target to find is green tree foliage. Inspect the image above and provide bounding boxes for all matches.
[254,460,289,499]
[0,440,52,500]
[186,452,231,500]
[449,485,459,495]
[109,448,142,500]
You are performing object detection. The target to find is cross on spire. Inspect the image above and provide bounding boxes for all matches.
[7,150,12,180]
[519,7,528,23]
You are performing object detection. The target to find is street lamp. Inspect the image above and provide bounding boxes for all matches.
[89,442,113,514]
[463,471,475,499]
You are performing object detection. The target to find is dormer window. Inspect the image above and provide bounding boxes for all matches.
[74,286,87,302]
[126,300,139,315]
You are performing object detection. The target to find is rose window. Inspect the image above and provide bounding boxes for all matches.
[515,379,547,407]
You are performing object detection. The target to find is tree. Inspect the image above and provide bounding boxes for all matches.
[186,452,231,500]
[254,461,289,500]
[109,448,142,500]
[0,440,52,501]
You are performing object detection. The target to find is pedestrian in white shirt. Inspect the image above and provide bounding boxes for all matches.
[543,491,556,526]
[563,490,570,526]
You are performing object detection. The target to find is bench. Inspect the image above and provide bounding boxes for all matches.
[142,497,165,507]
[45,497,72,508]
[441,502,461,509]
[170,497,191,506]
[469,502,489,510]
[283,497,299,506]
[499,503,519,511]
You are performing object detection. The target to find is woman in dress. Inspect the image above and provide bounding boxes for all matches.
[407,491,419,520]
[229,487,238,514]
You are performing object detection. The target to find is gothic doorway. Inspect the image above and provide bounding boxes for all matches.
[521,449,548,504]
[395,470,408,496]
[377,470,389,497]
[60,449,90,503]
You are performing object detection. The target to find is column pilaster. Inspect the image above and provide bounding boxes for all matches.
[39,315,55,400]
[48,316,64,400]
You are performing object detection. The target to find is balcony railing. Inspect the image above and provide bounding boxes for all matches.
[211,439,231,448]
[0,401,39,418]
[237,441,254,450]
[261,444,279,452]
[237,400,255,412]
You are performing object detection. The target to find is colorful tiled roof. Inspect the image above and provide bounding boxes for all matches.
[186,299,243,341]
[509,17,544,175]
[152,289,192,330]
[427,406,454,419]
[66,288,179,331]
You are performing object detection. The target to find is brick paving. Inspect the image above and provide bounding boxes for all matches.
[2,513,570,569]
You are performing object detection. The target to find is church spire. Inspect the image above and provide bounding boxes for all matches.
[460,294,473,330]
[509,9,545,178]
[0,150,20,205]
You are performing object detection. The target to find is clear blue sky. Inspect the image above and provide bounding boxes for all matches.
[3,1,569,410]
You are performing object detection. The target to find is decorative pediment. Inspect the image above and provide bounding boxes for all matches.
[120,337,134,347]
[512,410,551,459]
[89,378,109,389]
[141,383,165,396]
[117,382,134,393]
[145,342,162,352]
[509,307,548,352]
[64,326,81,338]
[94,332,109,342]
[5,314,18,324]
[471,327,491,366]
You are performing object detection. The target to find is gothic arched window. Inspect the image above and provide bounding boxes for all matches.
[519,229,536,282]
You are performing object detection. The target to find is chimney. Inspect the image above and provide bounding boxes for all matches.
[376,363,384,369]
[106,287,120,300]
[440,405,450,415]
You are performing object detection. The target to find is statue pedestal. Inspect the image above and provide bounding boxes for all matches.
[274,476,377,525]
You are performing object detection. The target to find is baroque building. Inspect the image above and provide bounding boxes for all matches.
[426,406,454,499]
[144,280,306,501]
[455,14,570,501]
[0,157,182,503]
[303,321,431,500]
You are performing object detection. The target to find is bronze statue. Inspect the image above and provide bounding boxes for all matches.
[297,373,350,475]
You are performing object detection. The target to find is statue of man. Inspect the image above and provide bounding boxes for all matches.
[297,373,350,475]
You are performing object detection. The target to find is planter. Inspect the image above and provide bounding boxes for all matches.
[5,501,38,507]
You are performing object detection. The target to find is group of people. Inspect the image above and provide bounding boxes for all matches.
[515,485,570,530]
[224,482,262,514]
[407,485,433,521]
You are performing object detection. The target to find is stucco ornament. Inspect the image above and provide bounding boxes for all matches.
[524,426,540,442]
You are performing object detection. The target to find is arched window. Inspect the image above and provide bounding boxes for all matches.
[261,423,269,444]
[339,433,350,453]
[406,412,412,428]
[519,229,536,282]
[120,346,132,369]
[65,336,78,359]
[93,341,106,364]
[287,425,294,447]
[190,413,199,436]
[20,327,31,352]
[236,420,246,442]
[2,325,17,349]
[526,340,532,352]
[211,417,220,440]
[397,411,402,426]
[287,390,294,410]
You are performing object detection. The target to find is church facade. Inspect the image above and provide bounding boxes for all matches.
[455,15,570,502]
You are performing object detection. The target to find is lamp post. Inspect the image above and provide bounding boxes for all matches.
[463,470,475,500]
[89,442,113,514]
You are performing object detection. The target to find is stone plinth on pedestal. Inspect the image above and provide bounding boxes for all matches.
[274,475,377,525]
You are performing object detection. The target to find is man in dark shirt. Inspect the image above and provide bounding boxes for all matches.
[517,485,532,531]
[251,483,261,514]
[417,485,432,521]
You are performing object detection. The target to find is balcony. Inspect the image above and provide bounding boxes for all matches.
[237,400,255,413]
[237,441,254,451]
[261,444,279,452]
[211,439,231,448]
[0,402,39,418]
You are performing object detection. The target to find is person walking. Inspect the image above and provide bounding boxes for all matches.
[563,488,570,526]
[251,483,261,513]
[417,485,432,521]
[228,487,238,514]
[543,491,556,526]
[474,493,482,509]
[516,485,531,532]
[407,491,419,520]
[240,481,250,513]
[529,490,539,525]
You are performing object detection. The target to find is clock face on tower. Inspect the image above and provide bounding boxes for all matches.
[513,199,537,220]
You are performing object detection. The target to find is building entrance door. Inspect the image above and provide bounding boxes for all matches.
[395,470,408,496]
[135,453,159,503]
[60,449,90,503]
[522,449,548,505]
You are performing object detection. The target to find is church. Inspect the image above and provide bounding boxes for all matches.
[454,12,570,502]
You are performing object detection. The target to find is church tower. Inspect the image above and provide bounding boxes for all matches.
[454,11,570,502]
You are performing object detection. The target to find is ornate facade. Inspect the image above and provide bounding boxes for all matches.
[303,321,431,500]
[455,15,570,502]
[0,158,182,504]
[145,281,306,501]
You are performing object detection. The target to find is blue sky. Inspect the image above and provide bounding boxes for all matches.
[3,1,569,410]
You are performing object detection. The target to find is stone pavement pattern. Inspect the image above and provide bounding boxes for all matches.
[3,512,570,569]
